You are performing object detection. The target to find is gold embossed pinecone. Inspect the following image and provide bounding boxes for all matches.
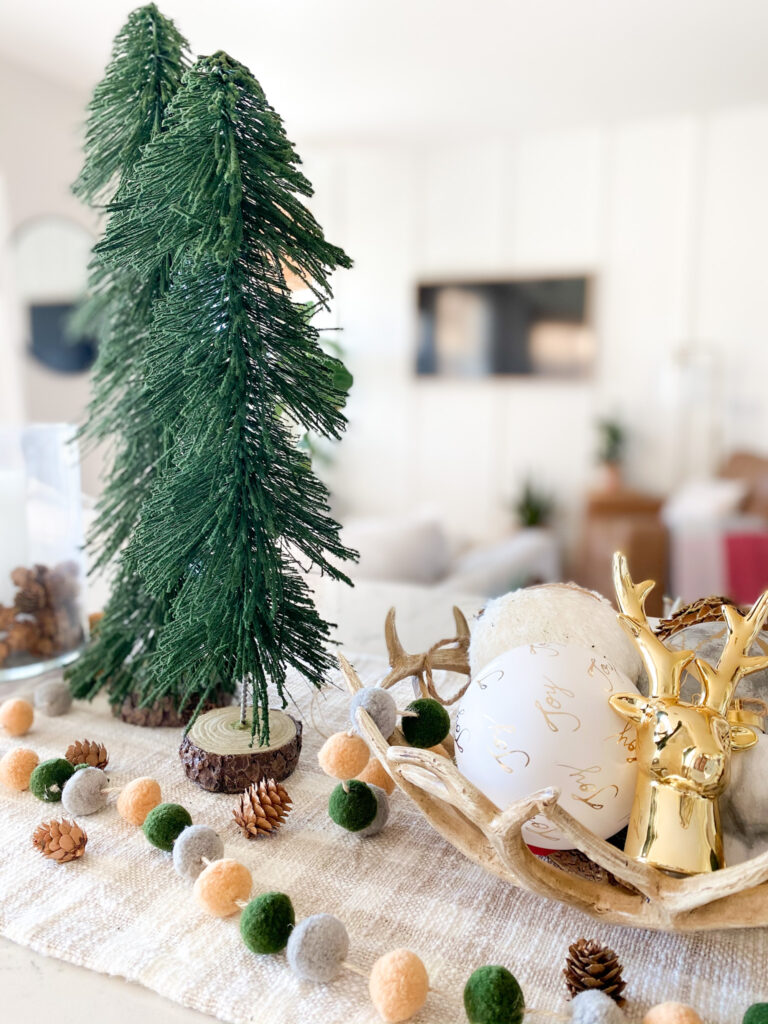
[65,738,108,770]
[233,779,292,838]
[656,595,738,640]
[564,938,626,1006]
[33,819,87,863]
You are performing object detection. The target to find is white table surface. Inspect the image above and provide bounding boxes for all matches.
[1,578,483,1023]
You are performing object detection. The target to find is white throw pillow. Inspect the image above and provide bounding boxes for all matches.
[662,478,748,527]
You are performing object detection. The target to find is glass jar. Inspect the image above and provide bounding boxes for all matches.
[0,424,86,681]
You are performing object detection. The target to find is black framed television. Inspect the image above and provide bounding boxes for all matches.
[415,275,595,379]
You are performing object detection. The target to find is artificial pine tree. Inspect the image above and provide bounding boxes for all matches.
[98,52,356,744]
[68,6,190,716]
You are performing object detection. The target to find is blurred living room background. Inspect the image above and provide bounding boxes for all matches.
[3,0,768,615]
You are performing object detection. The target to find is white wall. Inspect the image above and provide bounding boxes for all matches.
[301,107,768,559]
[4,51,768,557]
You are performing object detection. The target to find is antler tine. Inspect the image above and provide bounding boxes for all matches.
[695,590,768,714]
[612,551,694,699]
[452,606,470,641]
[337,651,365,694]
[384,607,407,665]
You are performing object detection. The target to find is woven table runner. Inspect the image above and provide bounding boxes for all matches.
[0,656,766,1024]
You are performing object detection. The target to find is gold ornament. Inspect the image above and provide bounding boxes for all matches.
[609,551,768,875]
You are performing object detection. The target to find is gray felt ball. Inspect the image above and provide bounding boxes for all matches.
[172,824,225,881]
[286,914,349,982]
[61,767,107,817]
[357,784,390,837]
[34,679,72,717]
[349,687,397,739]
[570,990,625,1024]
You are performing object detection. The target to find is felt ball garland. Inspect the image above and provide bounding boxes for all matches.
[3,710,738,1023]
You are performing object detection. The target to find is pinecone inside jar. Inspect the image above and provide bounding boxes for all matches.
[233,779,292,838]
[564,938,626,1006]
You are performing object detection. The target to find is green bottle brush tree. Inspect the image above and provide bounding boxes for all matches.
[71,17,357,750]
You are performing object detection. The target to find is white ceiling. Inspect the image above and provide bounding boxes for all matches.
[2,0,768,141]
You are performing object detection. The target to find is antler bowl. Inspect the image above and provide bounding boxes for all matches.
[339,607,768,933]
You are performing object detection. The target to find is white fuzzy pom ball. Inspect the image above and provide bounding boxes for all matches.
[570,990,625,1024]
[287,913,349,982]
[173,825,225,880]
[358,784,390,837]
[470,583,643,685]
[349,687,398,739]
[61,767,107,816]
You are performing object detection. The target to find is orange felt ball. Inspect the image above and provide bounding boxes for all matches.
[643,1004,704,1024]
[117,777,162,826]
[0,698,34,737]
[369,948,429,1023]
[356,756,395,796]
[0,747,39,790]
[194,858,252,917]
[318,731,370,780]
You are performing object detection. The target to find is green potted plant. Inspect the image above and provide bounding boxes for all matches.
[596,418,626,492]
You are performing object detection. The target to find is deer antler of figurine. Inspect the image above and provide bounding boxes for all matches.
[610,552,768,875]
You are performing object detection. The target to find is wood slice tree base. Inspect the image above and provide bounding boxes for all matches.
[113,689,234,728]
[179,706,302,793]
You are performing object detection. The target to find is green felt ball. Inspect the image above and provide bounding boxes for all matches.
[142,802,192,851]
[401,698,451,748]
[328,779,378,832]
[29,758,75,802]
[73,763,90,772]
[464,965,525,1024]
[240,892,295,954]
[744,1005,768,1024]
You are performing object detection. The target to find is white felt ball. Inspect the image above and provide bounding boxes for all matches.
[349,687,398,739]
[358,784,390,837]
[172,825,225,881]
[570,990,625,1024]
[61,767,108,816]
[455,644,639,850]
[470,584,643,686]
[286,913,349,982]
[34,679,73,716]
[722,736,768,836]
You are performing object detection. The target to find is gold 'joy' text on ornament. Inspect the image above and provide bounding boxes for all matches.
[607,721,638,763]
[484,718,531,774]
[535,677,581,733]
[528,643,560,657]
[586,658,617,693]
[557,763,620,811]
[609,551,768,875]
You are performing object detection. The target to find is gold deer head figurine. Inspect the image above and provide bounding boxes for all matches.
[610,552,768,875]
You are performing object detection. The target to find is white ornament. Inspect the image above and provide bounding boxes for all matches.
[470,584,643,686]
[455,643,639,850]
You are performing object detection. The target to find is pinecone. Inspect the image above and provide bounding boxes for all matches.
[33,819,87,862]
[233,778,292,838]
[65,738,109,770]
[564,938,626,1006]
[14,581,48,613]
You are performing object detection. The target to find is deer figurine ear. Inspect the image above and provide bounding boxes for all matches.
[609,693,649,724]
[730,724,760,751]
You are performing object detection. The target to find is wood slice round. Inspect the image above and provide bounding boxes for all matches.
[113,689,234,728]
[179,707,303,793]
